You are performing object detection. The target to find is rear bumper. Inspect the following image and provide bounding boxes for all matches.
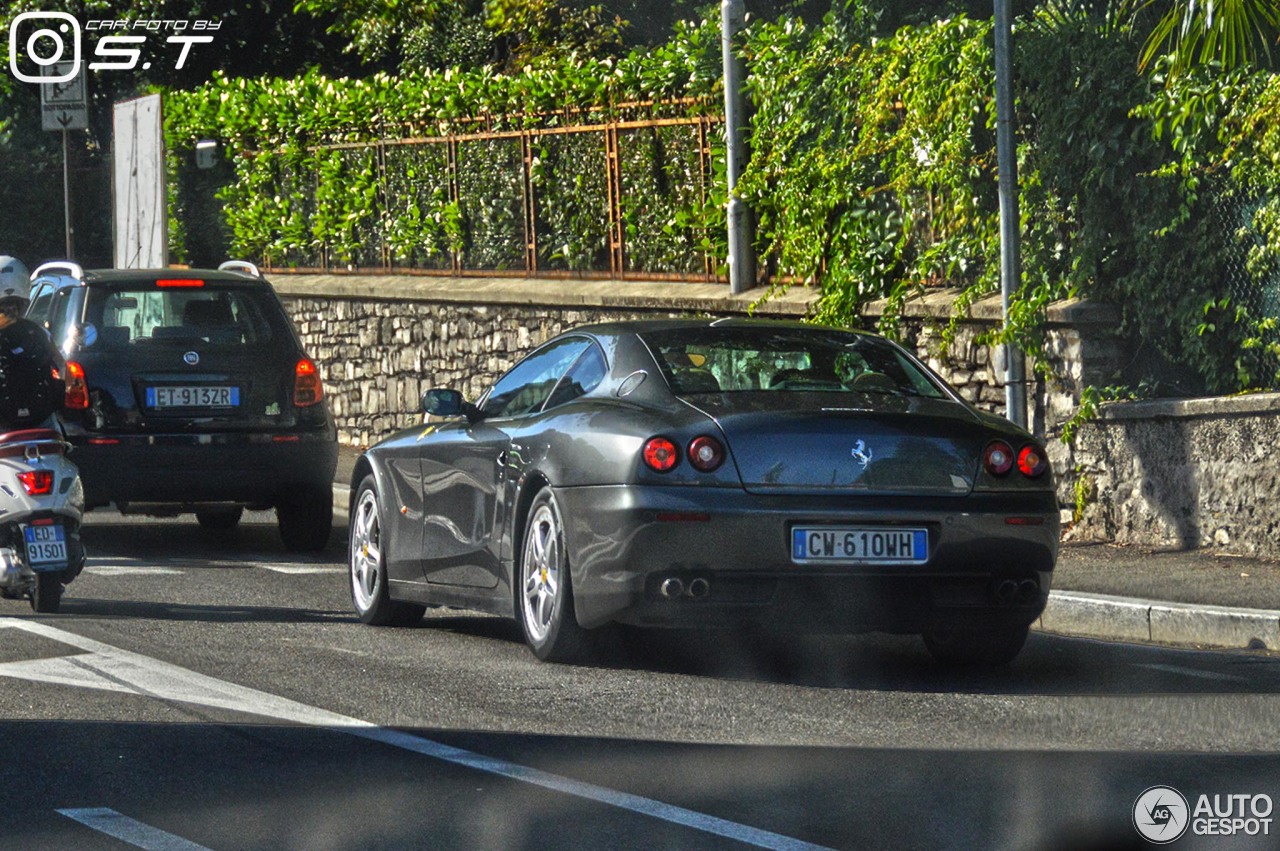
[67,430,337,509]
[556,483,1059,632]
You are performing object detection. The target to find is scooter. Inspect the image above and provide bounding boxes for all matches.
[0,427,85,612]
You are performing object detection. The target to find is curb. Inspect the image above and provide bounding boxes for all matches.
[1038,590,1279,652]
[332,480,1278,652]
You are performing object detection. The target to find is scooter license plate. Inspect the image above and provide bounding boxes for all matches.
[23,524,68,571]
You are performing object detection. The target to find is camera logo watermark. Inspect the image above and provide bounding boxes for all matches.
[9,12,80,83]
[1134,786,1190,844]
[1134,786,1274,843]
[9,13,218,83]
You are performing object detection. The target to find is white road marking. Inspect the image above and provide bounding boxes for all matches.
[255,564,345,574]
[1,619,828,851]
[84,566,185,576]
[58,807,211,850]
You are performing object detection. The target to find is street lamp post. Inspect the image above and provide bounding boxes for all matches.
[994,0,1028,429]
[722,0,755,295]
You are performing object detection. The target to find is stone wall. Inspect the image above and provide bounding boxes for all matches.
[1067,394,1280,559]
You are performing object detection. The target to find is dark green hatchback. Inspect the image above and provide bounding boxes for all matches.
[29,261,337,551]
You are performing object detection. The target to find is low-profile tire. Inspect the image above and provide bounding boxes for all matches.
[349,476,425,627]
[30,573,63,614]
[197,507,243,532]
[517,487,592,663]
[922,624,1030,666]
[278,486,333,552]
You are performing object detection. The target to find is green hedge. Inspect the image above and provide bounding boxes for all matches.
[163,4,1280,394]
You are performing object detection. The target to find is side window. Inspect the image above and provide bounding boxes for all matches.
[26,285,54,329]
[483,338,591,418]
[47,288,79,348]
[544,343,607,410]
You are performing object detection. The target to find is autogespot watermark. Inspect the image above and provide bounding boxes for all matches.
[8,12,220,83]
[1133,786,1274,844]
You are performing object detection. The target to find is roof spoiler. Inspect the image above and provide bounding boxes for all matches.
[217,260,262,278]
[30,260,85,281]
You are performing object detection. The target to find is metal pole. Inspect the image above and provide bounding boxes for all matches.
[722,0,755,294]
[993,0,1026,428]
[62,129,75,258]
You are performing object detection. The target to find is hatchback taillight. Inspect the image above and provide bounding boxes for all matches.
[293,358,323,407]
[18,470,53,496]
[64,362,89,410]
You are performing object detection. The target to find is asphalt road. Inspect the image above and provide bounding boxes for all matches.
[0,513,1277,850]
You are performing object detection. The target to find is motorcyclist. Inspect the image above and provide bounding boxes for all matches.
[0,256,66,430]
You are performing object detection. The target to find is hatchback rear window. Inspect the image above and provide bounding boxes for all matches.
[83,284,277,350]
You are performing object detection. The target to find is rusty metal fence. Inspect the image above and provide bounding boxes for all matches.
[236,109,726,282]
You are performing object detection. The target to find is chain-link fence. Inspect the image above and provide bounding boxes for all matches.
[1217,193,1280,316]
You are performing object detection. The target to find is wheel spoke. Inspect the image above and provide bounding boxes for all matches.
[531,522,548,568]
[537,588,553,628]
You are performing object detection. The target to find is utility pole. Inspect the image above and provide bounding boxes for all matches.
[993,0,1027,428]
[722,0,755,295]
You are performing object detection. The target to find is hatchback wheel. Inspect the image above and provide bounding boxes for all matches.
[518,488,591,662]
[278,485,333,552]
[349,476,424,626]
[922,624,1030,666]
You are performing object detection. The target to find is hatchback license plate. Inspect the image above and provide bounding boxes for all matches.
[146,385,239,408]
[791,526,927,564]
[24,524,67,570]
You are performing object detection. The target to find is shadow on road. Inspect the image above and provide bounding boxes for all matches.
[408,612,1280,697]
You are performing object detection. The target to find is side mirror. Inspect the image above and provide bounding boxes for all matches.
[421,388,482,422]
[422,388,462,416]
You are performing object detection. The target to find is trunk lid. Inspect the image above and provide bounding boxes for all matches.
[691,393,987,496]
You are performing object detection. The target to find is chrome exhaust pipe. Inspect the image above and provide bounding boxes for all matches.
[687,577,710,598]
[1016,579,1040,605]
[659,577,685,599]
[993,579,1018,605]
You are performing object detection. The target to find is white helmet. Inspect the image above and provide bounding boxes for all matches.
[0,255,31,313]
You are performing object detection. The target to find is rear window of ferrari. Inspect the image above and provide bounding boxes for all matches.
[640,327,948,398]
[81,282,281,351]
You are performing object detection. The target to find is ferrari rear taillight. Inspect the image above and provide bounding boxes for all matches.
[293,358,323,407]
[687,436,725,472]
[984,440,1048,479]
[1017,444,1048,478]
[982,441,1014,476]
[18,470,53,496]
[64,362,89,410]
[642,437,679,472]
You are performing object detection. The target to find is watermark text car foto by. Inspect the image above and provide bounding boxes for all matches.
[9,12,219,83]
[1133,786,1274,843]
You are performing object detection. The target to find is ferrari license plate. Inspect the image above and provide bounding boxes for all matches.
[146,385,239,408]
[24,524,68,570]
[791,526,927,564]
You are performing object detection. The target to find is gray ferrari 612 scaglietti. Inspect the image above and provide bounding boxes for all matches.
[347,318,1059,665]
